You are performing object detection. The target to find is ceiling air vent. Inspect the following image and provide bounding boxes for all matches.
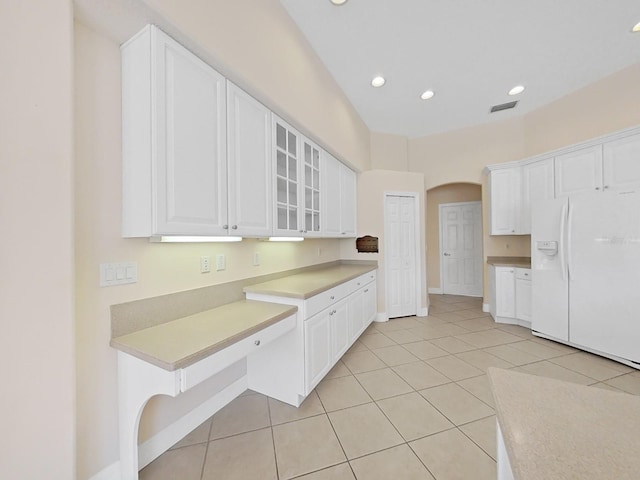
[490,100,518,113]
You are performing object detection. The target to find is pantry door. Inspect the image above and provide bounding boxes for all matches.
[440,202,482,297]
[385,194,419,318]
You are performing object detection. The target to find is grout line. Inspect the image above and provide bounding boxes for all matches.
[199,418,214,480]
[266,398,281,480]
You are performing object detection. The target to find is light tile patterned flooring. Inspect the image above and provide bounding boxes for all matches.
[140,294,640,480]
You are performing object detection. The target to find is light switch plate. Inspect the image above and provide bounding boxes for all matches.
[100,262,137,287]
[216,254,226,271]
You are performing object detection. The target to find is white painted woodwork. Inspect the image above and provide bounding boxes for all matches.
[301,137,322,236]
[440,202,482,297]
[304,309,332,392]
[330,300,350,360]
[386,195,417,318]
[554,145,603,197]
[521,158,554,233]
[494,267,516,318]
[226,82,272,236]
[515,268,532,322]
[348,289,364,343]
[362,283,377,330]
[602,133,640,191]
[489,168,520,235]
[122,25,228,237]
[321,153,357,237]
[272,115,303,236]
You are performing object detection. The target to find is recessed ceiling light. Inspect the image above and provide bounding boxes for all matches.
[633,21,640,32]
[330,0,348,5]
[508,85,525,96]
[420,90,435,100]
[371,76,386,87]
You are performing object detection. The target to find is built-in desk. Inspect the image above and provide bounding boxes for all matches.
[110,300,297,480]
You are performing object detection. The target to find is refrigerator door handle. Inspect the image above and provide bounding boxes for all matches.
[560,203,568,281]
[567,202,574,278]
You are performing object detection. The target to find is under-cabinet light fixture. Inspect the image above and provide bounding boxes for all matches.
[633,21,640,33]
[267,237,304,242]
[150,236,243,243]
[330,0,348,5]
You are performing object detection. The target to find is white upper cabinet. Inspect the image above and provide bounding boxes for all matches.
[301,137,322,237]
[521,158,554,233]
[322,153,357,237]
[602,133,640,191]
[555,145,603,197]
[489,168,520,235]
[226,82,272,237]
[272,115,303,236]
[122,25,227,237]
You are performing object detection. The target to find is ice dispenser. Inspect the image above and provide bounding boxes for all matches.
[536,241,558,256]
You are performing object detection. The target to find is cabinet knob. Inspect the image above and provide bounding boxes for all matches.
[443,253,451,256]
[364,289,369,293]
[231,225,238,230]
[595,187,600,190]
[603,185,609,190]
[357,282,361,286]
[329,311,334,316]
[254,340,261,346]
[223,225,229,229]
[330,295,335,300]
[511,230,515,233]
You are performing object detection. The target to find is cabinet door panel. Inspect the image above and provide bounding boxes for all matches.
[603,133,640,191]
[521,159,554,233]
[304,311,332,392]
[331,302,349,361]
[554,145,603,197]
[154,30,227,234]
[302,137,322,236]
[227,83,272,236]
[490,169,519,235]
[515,278,532,322]
[322,153,342,236]
[340,165,357,236]
[495,268,515,318]
[273,116,303,236]
[362,283,377,328]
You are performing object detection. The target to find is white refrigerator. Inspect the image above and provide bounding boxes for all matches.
[531,190,640,365]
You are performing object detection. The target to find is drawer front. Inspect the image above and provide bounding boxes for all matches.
[515,268,531,280]
[180,313,296,392]
[305,283,351,318]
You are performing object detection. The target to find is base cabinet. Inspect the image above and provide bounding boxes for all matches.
[304,309,332,391]
[490,266,531,326]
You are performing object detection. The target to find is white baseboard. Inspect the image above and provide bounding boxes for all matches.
[89,376,248,480]
[417,306,428,317]
[427,287,442,295]
[482,303,490,313]
[374,312,388,323]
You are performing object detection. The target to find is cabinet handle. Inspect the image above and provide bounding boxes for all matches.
[511,230,515,233]
[364,289,369,293]
[254,340,261,346]
[231,225,238,230]
[223,225,229,229]
[330,295,335,300]
[357,282,361,286]
[604,185,609,190]
[333,309,337,314]
[443,253,451,256]
[595,187,600,190]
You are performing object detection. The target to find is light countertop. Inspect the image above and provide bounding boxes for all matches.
[488,367,640,480]
[486,256,531,268]
[110,300,297,371]
[243,263,377,299]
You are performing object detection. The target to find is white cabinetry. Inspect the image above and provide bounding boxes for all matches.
[226,82,272,236]
[521,158,554,233]
[490,266,531,326]
[489,168,520,235]
[602,133,640,191]
[322,153,357,237]
[304,309,332,391]
[273,116,303,236]
[301,137,322,236]
[555,145,603,197]
[122,25,228,237]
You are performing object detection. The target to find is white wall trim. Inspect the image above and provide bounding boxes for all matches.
[417,306,429,317]
[428,287,443,295]
[374,312,389,323]
[89,376,248,480]
[483,303,490,313]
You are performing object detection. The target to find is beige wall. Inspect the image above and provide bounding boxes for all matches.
[142,0,371,173]
[426,184,482,291]
[341,170,428,315]
[73,2,371,475]
[0,1,76,479]
[371,132,409,171]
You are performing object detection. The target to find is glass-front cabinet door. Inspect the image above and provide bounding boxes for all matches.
[273,115,301,236]
[302,137,322,236]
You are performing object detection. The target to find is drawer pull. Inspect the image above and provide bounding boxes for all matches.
[329,311,334,316]
[357,282,361,286]
[330,295,335,300]
[254,340,261,346]
[364,289,369,293]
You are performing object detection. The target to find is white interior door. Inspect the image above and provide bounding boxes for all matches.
[440,202,482,296]
[386,195,417,318]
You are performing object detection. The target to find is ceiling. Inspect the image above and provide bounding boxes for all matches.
[280,0,640,138]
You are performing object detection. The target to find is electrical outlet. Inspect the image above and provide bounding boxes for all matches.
[216,254,226,271]
[253,252,260,266]
[200,256,210,273]
[100,262,137,287]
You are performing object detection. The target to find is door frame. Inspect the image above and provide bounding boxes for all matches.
[383,192,425,320]
[438,201,483,297]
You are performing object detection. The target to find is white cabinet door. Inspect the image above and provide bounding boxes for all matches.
[554,145,603,197]
[495,267,516,318]
[301,137,322,237]
[603,133,640,192]
[521,159,554,234]
[304,310,332,392]
[321,153,343,236]
[489,168,519,235]
[362,282,377,327]
[348,289,364,344]
[331,301,349,360]
[340,164,357,236]
[273,116,303,236]
[122,26,228,237]
[515,269,532,322]
[226,82,272,237]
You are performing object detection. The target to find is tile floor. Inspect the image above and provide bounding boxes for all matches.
[140,294,640,480]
